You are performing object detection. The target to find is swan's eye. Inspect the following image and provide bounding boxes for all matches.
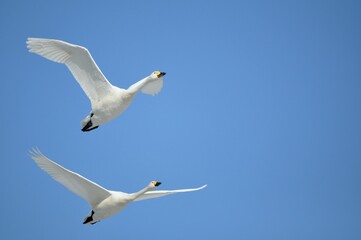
[154,71,160,76]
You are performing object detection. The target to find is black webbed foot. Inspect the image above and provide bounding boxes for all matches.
[81,120,99,132]
[83,210,95,224]
[81,112,98,132]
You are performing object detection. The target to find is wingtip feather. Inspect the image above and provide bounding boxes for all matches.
[29,147,44,161]
[200,184,208,189]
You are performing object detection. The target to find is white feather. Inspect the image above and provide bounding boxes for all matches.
[27,38,113,105]
[30,148,111,208]
[133,184,208,202]
[141,78,163,95]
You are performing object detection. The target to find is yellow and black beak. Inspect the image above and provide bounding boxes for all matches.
[154,181,162,187]
[155,71,166,78]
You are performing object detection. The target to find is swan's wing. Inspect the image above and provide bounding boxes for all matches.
[133,185,207,202]
[141,78,163,95]
[128,77,164,96]
[26,38,113,105]
[30,148,111,208]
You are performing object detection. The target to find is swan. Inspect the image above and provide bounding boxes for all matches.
[30,148,207,224]
[26,38,166,132]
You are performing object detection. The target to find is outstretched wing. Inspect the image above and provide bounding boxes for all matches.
[133,185,207,202]
[26,38,114,105]
[141,78,163,96]
[30,148,111,208]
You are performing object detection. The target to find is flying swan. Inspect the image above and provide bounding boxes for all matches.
[30,148,207,224]
[26,38,166,132]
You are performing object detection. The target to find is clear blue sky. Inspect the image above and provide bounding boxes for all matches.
[1,0,360,239]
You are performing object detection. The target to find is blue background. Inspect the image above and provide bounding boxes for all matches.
[1,0,361,239]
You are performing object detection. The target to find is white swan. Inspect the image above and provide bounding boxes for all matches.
[26,38,166,132]
[30,148,207,224]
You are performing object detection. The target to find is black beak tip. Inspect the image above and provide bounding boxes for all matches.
[155,182,162,186]
[160,72,166,76]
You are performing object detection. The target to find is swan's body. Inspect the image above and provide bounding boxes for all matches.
[30,149,207,224]
[26,38,166,131]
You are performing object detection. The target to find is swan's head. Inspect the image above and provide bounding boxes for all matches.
[149,181,162,188]
[152,71,166,79]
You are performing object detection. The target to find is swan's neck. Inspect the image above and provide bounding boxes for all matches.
[128,186,151,201]
[127,76,152,94]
